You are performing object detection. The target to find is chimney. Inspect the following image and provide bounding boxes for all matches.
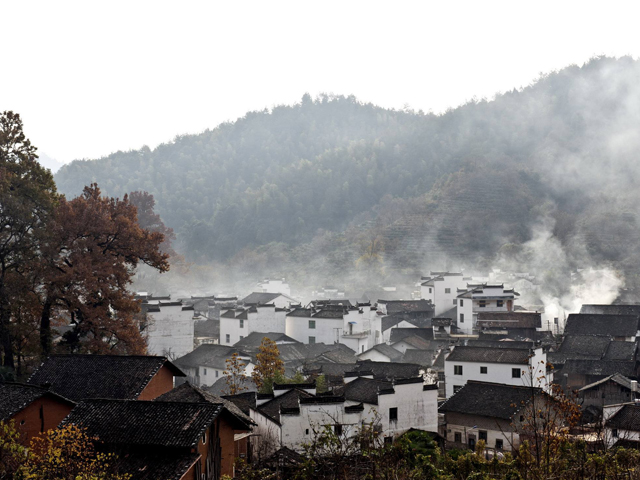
[631,380,637,393]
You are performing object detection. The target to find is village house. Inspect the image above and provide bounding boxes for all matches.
[564,314,639,341]
[250,376,438,455]
[420,272,468,316]
[476,311,542,338]
[439,381,547,452]
[0,383,75,444]
[578,374,638,412]
[456,284,520,335]
[143,301,196,358]
[603,402,640,449]
[174,344,254,388]
[444,345,548,398]
[194,318,220,346]
[234,332,300,353]
[358,343,405,363]
[240,292,297,309]
[219,304,288,346]
[62,397,252,479]
[27,355,185,401]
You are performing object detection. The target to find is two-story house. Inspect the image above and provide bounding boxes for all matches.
[174,344,254,388]
[143,301,196,358]
[456,284,519,335]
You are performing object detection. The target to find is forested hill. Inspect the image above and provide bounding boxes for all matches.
[55,56,640,282]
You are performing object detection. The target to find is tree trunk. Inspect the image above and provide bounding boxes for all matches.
[0,286,15,370]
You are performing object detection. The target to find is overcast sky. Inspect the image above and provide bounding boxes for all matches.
[3,0,640,165]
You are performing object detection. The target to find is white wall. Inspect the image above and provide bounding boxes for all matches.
[358,348,392,362]
[146,305,195,358]
[457,298,473,334]
[444,348,548,398]
[433,275,467,316]
[286,316,343,344]
[378,382,438,437]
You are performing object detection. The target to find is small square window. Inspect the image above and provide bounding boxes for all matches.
[429,288,432,294]
[497,300,504,308]
[384,436,393,445]
[453,298,457,305]
[480,366,487,374]
[479,431,487,441]
[309,320,316,329]
[334,424,343,435]
[496,439,503,450]
[240,335,244,340]
[460,299,464,307]
[445,288,451,294]
[454,432,462,443]
[460,313,464,323]
[613,429,619,438]
[389,407,398,421]
[479,300,487,308]
[215,370,219,378]
[204,368,207,375]
[512,368,522,379]
[225,334,230,344]
[239,319,244,328]
[454,365,463,375]
[309,336,316,344]
[305,429,309,435]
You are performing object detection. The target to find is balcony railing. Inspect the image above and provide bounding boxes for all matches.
[340,329,370,338]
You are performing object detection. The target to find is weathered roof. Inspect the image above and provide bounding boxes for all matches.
[286,308,312,318]
[477,312,542,329]
[390,328,434,343]
[359,344,404,362]
[464,339,535,350]
[114,451,200,480]
[561,359,637,377]
[240,292,282,305]
[0,383,74,421]
[446,346,531,364]
[604,341,637,361]
[194,318,219,337]
[439,381,541,420]
[222,391,257,416]
[564,314,638,337]
[352,360,422,381]
[432,318,452,327]
[174,345,250,370]
[579,373,634,392]
[378,300,434,315]
[580,304,640,317]
[382,313,433,332]
[340,377,391,405]
[605,404,640,431]
[234,332,299,350]
[311,309,344,319]
[62,399,222,448]
[255,388,313,425]
[559,335,611,358]
[402,349,439,367]
[154,382,253,427]
[204,376,258,395]
[27,355,184,402]
[392,335,433,350]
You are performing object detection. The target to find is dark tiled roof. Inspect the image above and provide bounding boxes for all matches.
[312,310,344,319]
[432,318,452,327]
[174,345,250,370]
[606,404,640,431]
[222,391,257,416]
[581,305,640,317]
[256,389,313,425]
[446,346,531,364]
[378,300,434,315]
[234,332,299,350]
[390,328,434,343]
[477,312,542,329]
[565,314,638,337]
[240,292,283,305]
[393,335,432,350]
[286,308,312,318]
[194,319,219,337]
[340,377,391,405]
[354,360,422,381]
[464,340,534,350]
[562,359,637,377]
[439,381,541,420]
[27,355,184,402]
[604,341,637,361]
[317,348,358,364]
[579,373,634,392]
[402,349,439,367]
[359,344,404,362]
[113,451,200,480]
[382,314,433,332]
[559,335,611,358]
[0,383,74,421]
[203,376,258,395]
[63,399,222,448]
[154,382,253,427]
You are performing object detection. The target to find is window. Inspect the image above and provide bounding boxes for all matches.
[429,288,432,294]
[202,432,207,444]
[613,429,619,438]
[460,299,464,307]
[445,288,451,294]
[240,335,244,340]
[479,300,487,308]
[454,365,463,375]
[495,439,503,450]
[216,370,219,378]
[384,436,393,445]
[361,345,365,353]
[226,334,230,344]
[512,368,522,378]
[305,429,309,435]
[204,368,207,375]
[309,320,316,329]
[239,319,244,328]
[460,313,464,323]
[454,432,462,443]
[479,430,487,441]
[497,300,504,307]
[309,336,316,344]
[334,424,343,435]
[453,385,463,394]
[520,415,524,422]
[389,407,398,421]
[480,366,487,374]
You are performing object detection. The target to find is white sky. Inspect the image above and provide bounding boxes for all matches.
[3,0,640,163]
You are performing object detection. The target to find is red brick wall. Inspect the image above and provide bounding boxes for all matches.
[138,365,175,400]
[13,397,74,444]
[219,417,236,478]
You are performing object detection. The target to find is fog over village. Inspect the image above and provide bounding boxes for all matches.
[5,2,640,479]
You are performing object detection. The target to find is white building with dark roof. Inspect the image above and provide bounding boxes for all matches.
[455,284,519,335]
[444,345,547,397]
[420,272,467,316]
[143,301,196,358]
